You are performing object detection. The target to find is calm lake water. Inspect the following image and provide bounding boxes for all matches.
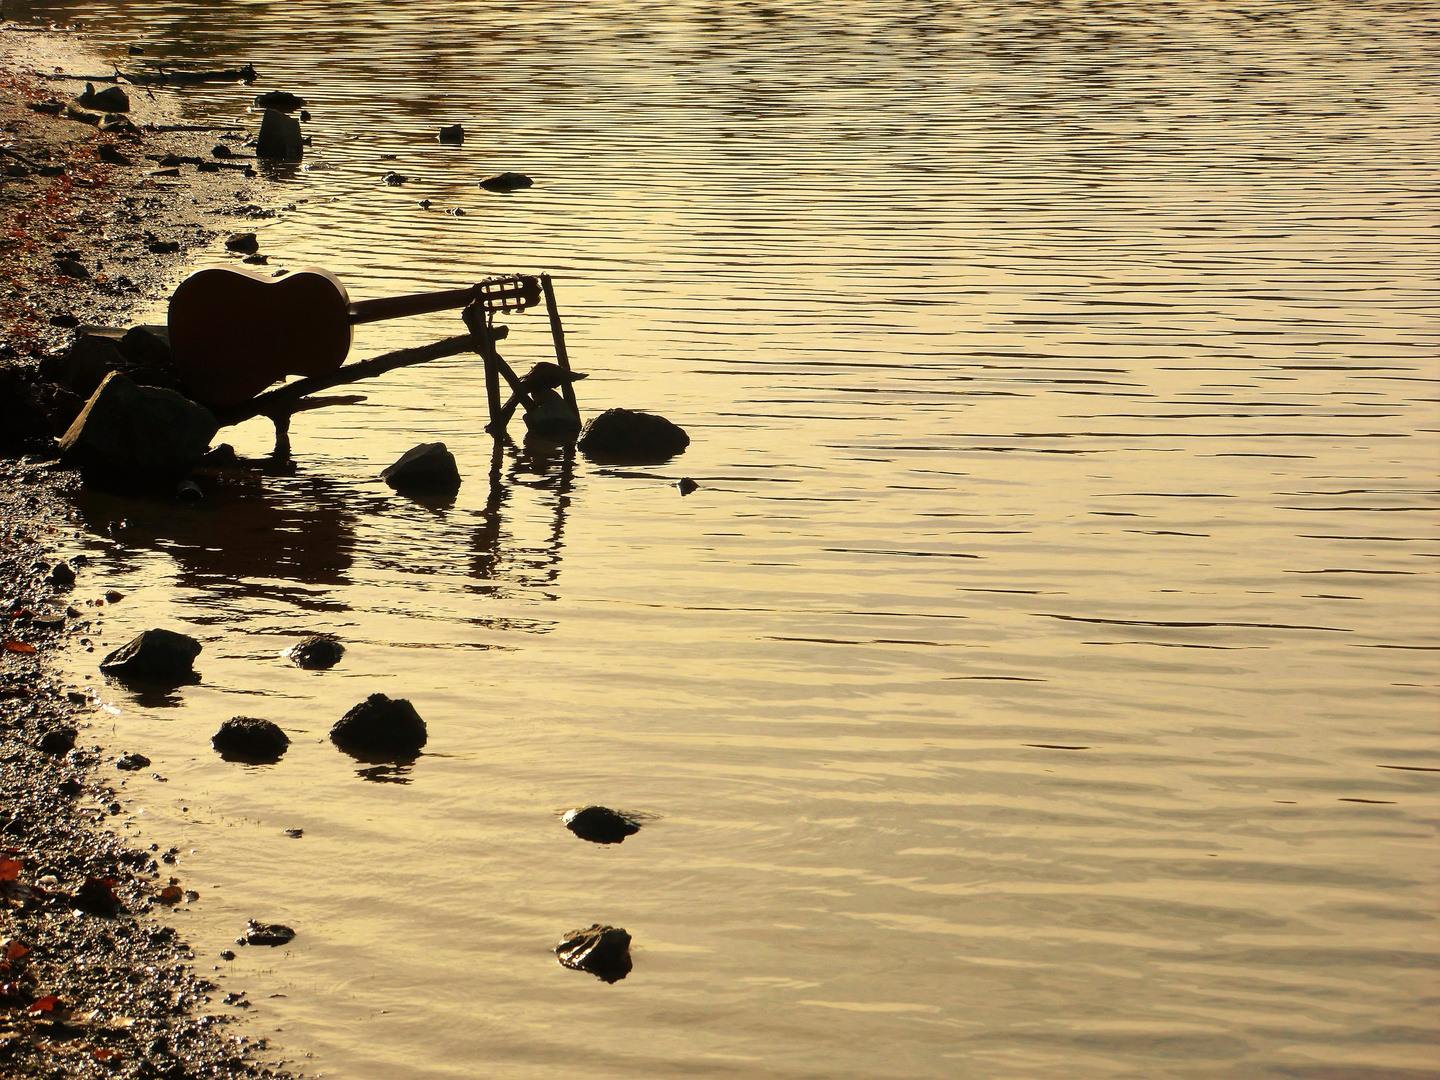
[13,1,1440,1077]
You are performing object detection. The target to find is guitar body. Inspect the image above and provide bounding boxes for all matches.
[168,266,354,407]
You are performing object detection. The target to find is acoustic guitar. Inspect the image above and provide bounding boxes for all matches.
[167,266,542,407]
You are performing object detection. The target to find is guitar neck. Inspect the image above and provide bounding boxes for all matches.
[348,285,481,326]
[348,275,541,326]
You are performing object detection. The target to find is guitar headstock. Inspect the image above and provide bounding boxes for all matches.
[476,274,542,314]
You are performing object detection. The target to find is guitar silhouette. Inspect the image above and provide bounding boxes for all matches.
[167,266,541,406]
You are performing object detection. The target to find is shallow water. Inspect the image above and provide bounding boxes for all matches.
[12,1,1440,1077]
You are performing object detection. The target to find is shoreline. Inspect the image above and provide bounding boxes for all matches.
[2,19,299,1079]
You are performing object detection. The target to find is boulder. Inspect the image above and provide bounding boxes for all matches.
[212,717,290,763]
[479,171,532,193]
[284,635,344,670]
[578,408,690,464]
[59,373,218,483]
[330,693,427,757]
[224,232,259,254]
[437,124,464,144]
[99,628,202,682]
[381,442,461,493]
[118,324,173,370]
[256,108,303,161]
[562,806,641,844]
[554,924,632,983]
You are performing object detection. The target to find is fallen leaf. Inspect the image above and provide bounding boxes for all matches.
[2,640,36,654]
[5,940,27,960]
[92,1047,119,1062]
[0,859,20,883]
[28,994,58,1013]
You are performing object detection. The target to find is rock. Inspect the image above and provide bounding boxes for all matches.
[243,921,295,947]
[116,753,151,771]
[563,806,641,844]
[382,170,407,185]
[73,876,124,917]
[330,693,427,757]
[284,635,344,670]
[554,925,632,983]
[56,257,89,279]
[99,628,202,682]
[99,113,139,135]
[283,828,303,839]
[224,232,259,254]
[212,717,290,763]
[97,144,132,166]
[49,313,80,328]
[255,108,303,161]
[381,442,461,493]
[676,477,699,496]
[38,727,77,755]
[252,90,305,113]
[118,324,173,371]
[78,83,130,112]
[148,239,181,254]
[521,362,587,393]
[479,171,532,193]
[104,590,124,603]
[211,144,233,158]
[578,408,690,464]
[437,124,464,144]
[59,372,219,483]
[522,388,581,439]
[48,561,76,587]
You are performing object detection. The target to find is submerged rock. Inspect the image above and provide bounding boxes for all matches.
[285,635,345,670]
[330,693,427,757]
[578,408,690,464]
[555,924,632,983]
[243,920,295,946]
[479,171,532,193]
[437,124,464,144]
[212,717,290,763]
[99,628,201,682]
[563,806,641,845]
[381,442,461,493]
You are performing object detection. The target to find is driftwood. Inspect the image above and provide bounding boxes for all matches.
[118,64,259,86]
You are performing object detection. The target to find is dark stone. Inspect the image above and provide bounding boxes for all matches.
[219,950,236,961]
[39,727,77,755]
[555,924,632,983]
[243,921,295,946]
[479,171,533,193]
[285,635,344,670]
[212,717,290,763]
[255,109,303,161]
[59,372,218,482]
[252,90,305,113]
[78,83,130,112]
[437,124,464,144]
[211,144,233,158]
[522,388,582,439]
[563,806,641,844]
[148,239,181,254]
[330,693,427,757]
[46,329,126,399]
[224,232,259,254]
[99,628,202,682]
[48,560,76,586]
[382,171,407,186]
[73,876,124,917]
[49,313,80,328]
[116,753,151,771]
[118,324,173,369]
[381,442,461,493]
[56,257,89,279]
[578,408,690,464]
[677,477,699,496]
[97,144,132,166]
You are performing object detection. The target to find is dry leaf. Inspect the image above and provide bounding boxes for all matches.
[2,640,36,654]
[0,859,21,883]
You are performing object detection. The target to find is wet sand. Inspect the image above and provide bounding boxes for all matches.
[1,20,299,1079]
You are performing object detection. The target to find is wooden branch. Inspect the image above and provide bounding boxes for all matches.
[213,332,482,427]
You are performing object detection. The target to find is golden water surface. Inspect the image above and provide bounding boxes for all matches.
[13,1,1438,1077]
